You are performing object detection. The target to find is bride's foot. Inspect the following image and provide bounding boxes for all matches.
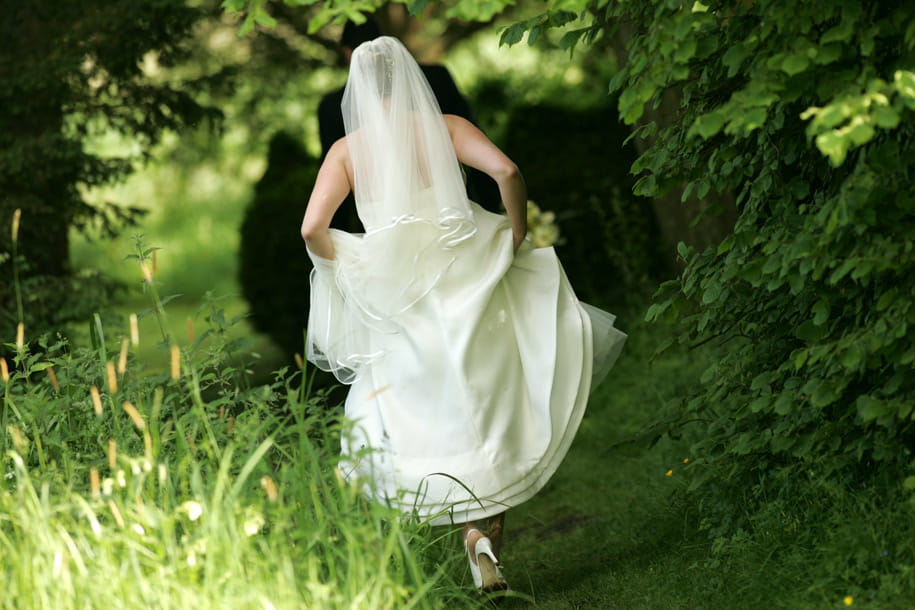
[464,528,509,593]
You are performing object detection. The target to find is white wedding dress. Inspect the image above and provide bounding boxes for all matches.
[305,37,626,526]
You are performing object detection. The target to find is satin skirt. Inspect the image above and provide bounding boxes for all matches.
[307,204,626,525]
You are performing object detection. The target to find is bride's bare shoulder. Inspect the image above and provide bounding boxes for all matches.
[443,114,474,135]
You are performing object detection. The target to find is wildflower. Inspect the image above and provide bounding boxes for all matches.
[0,357,8,383]
[665,469,673,476]
[244,511,265,536]
[15,322,24,351]
[102,478,114,496]
[132,524,146,536]
[52,548,65,578]
[682,458,690,464]
[844,596,854,606]
[180,501,204,522]
[526,200,561,248]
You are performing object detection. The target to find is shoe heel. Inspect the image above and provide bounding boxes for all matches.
[474,538,508,593]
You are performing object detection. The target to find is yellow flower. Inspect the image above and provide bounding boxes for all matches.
[683,458,690,464]
[665,469,673,476]
[843,596,854,606]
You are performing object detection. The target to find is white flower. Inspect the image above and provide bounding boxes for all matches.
[180,501,204,522]
[244,511,265,537]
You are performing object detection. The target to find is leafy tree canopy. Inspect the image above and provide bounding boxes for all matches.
[1,0,219,341]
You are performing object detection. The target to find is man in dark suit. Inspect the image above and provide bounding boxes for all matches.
[317,17,501,232]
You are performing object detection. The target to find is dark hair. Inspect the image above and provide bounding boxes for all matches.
[341,16,383,50]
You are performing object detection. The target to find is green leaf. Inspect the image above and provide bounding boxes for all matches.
[873,104,900,128]
[857,395,891,423]
[821,19,854,44]
[812,43,842,65]
[500,24,525,47]
[253,7,277,28]
[407,0,432,14]
[810,381,841,407]
[847,120,875,145]
[721,43,749,77]
[674,39,697,63]
[781,54,810,75]
[559,28,590,52]
[812,298,830,325]
[527,25,542,46]
[839,343,864,369]
[816,130,849,166]
[688,110,726,139]
[795,320,826,342]
[701,279,722,304]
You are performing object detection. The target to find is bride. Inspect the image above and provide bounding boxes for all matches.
[300,36,625,593]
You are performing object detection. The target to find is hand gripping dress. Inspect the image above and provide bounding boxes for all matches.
[306,196,626,526]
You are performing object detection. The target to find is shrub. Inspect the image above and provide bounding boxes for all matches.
[238,132,317,358]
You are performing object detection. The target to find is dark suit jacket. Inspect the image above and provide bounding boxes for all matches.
[317,63,501,232]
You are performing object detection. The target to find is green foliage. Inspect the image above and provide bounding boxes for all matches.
[499,102,663,301]
[238,132,318,357]
[439,0,915,602]
[0,253,477,609]
[0,0,219,344]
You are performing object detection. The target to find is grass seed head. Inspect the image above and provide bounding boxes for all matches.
[140,262,153,284]
[11,208,21,243]
[47,366,60,391]
[90,467,101,499]
[10,426,25,453]
[261,475,278,502]
[90,386,103,415]
[169,344,181,381]
[122,401,146,430]
[108,500,125,527]
[129,313,139,346]
[0,357,9,383]
[118,338,129,374]
[15,322,24,350]
[108,438,117,469]
[106,361,118,394]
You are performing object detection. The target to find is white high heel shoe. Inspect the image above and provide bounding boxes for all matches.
[465,528,509,593]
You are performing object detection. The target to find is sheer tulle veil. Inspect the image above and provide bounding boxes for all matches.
[306,37,479,383]
[342,36,475,240]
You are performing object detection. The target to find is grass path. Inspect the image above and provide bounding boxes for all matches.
[475,310,744,609]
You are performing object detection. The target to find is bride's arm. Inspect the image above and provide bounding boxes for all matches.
[445,115,528,252]
[300,139,352,260]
